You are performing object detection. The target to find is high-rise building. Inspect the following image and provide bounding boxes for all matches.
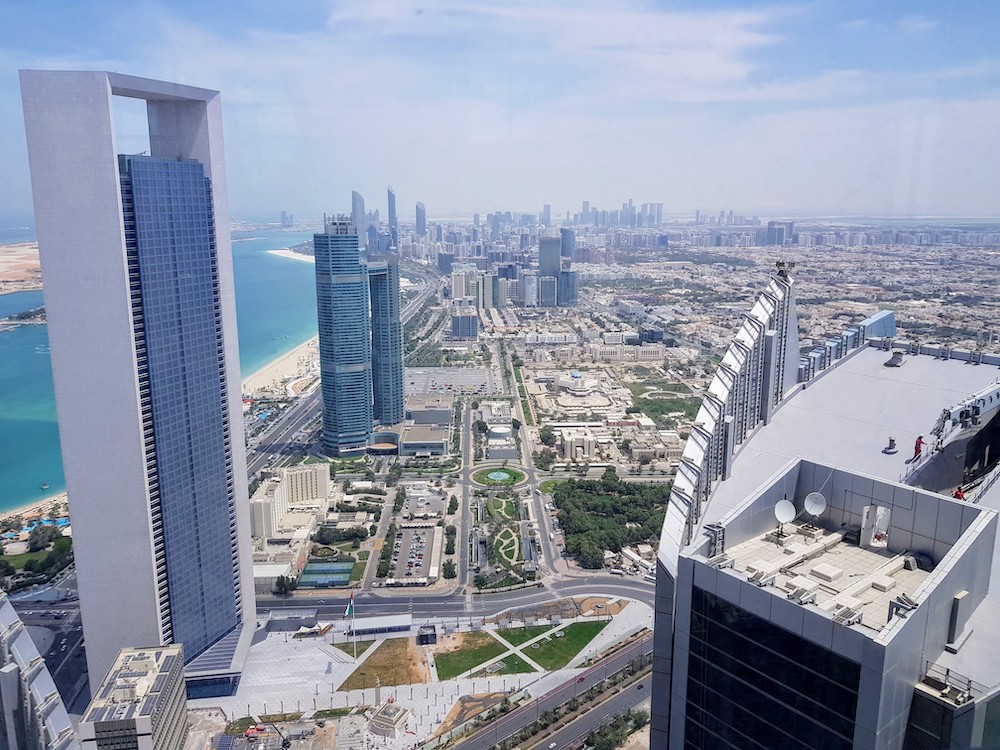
[522,270,539,307]
[767,220,795,245]
[539,235,562,280]
[415,201,426,237]
[651,265,1000,750]
[314,218,373,457]
[315,217,404,454]
[352,190,367,247]
[20,70,254,697]
[0,592,78,750]
[557,269,579,306]
[80,646,187,750]
[451,312,479,340]
[368,252,404,425]
[560,227,575,259]
[538,276,558,307]
[541,204,552,226]
[387,185,398,249]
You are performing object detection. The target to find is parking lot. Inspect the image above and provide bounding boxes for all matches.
[389,527,432,580]
[404,366,498,396]
[403,490,447,519]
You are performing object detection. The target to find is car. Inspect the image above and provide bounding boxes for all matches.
[577,676,585,683]
[637,684,644,689]
[548,744,557,749]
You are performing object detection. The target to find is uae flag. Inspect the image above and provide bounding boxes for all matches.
[345,591,354,617]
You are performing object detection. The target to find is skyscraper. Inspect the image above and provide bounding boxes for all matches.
[560,227,575,259]
[368,253,404,425]
[19,70,254,696]
[314,218,373,457]
[387,184,398,249]
[539,235,562,280]
[352,190,367,247]
[415,201,426,237]
[557,269,579,306]
[315,217,404,454]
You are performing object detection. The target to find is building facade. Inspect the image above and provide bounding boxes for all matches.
[80,646,187,750]
[415,201,426,237]
[315,218,404,456]
[20,70,254,697]
[0,593,78,750]
[315,218,373,457]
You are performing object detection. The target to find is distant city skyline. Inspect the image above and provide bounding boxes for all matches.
[3,1,1000,225]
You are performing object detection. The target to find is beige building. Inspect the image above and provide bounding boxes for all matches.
[79,646,187,750]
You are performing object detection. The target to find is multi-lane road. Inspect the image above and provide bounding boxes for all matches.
[452,636,652,750]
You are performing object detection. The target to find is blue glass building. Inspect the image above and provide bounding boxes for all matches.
[119,154,245,666]
[315,219,374,457]
[369,253,405,425]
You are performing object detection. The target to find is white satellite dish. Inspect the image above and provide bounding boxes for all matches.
[804,492,827,517]
[774,499,796,524]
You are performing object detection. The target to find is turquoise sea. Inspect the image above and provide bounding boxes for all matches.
[0,230,318,514]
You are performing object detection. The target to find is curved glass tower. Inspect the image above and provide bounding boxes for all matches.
[315,218,373,457]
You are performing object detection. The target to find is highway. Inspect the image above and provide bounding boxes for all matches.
[452,636,652,750]
[525,682,649,750]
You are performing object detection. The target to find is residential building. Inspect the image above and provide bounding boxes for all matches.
[539,235,562,280]
[415,201,426,237]
[368,253,405,425]
[387,184,397,249]
[352,190,367,247]
[20,70,254,696]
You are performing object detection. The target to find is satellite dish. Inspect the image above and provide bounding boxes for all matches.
[804,492,827,517]
[774,499,795,524]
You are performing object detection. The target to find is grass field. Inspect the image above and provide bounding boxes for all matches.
[350,559,367,582]
[474,468,525,486]
[3,550,49,570]
[340,639,423,689]
[475,653,536,676]
[496,625,553,646]
[312,708,356,719]
[538,479,565,495]
[528,622,608,671]
[434,632,508,680]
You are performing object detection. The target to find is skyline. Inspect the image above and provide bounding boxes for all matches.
[2,1,1000,225]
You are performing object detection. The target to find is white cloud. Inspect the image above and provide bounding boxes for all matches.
[898,14,937,35]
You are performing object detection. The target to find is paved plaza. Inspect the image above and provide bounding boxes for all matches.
[188,597,652,750]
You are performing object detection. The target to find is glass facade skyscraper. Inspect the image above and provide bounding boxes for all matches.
[369,253,405,425]
[315,220,373,457]
[315,218,404,455]
[20,71,254,697]
[119,154,243,660]
[416,201,426,236]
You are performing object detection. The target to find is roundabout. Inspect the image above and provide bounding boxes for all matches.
[472,466,526,486]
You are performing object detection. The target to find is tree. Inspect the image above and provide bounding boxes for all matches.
[533,448,557,471]
[538,425,557,446]
[442,560,457,579]
[0,559,14,576]
[473,573,488,590]
[474,420,489,434]
[448,495,459,514]
[27,525,60,552]
[511,418,522,431]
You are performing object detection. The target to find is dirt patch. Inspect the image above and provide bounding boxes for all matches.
[580,597,628,617]
[408,637,431,684]
[435,692,509,736]
[620,722,651,750]
[0,243,41,294]
[429,630,468,656]
[339,637,428,690]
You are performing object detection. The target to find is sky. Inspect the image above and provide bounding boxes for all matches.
[1,0,999,225]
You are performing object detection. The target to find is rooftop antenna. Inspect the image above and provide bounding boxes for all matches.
[803,491,827,528]
[774,498,795,537]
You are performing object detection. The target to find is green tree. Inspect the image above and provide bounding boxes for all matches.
[448,495,459,514]
[442,560,457,579]
[538,425,557,446]
[27,525,59,552]
[473,573,487,590]
[474,420,489,434]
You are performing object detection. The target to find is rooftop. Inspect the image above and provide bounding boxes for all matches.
[84,645,182,723]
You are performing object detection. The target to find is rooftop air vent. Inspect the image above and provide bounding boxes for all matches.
[884,351,905,368]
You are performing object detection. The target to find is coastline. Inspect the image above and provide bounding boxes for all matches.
[2,334,321,525]
[1,240,319,524]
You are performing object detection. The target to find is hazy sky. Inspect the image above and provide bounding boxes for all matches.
[2,0,999,225]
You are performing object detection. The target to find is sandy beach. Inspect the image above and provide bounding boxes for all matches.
[0,241,42,295]
[268,248,313,264]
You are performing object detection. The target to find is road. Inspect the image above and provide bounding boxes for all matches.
[526,682,649,750]
[451,636,652,750]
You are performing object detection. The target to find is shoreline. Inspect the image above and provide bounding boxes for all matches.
[2,333,321,526]
[1,238,319,523]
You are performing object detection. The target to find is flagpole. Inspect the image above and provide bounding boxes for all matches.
[352,592,357,662]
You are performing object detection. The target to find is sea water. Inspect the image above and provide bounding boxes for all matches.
[0,230,318,514]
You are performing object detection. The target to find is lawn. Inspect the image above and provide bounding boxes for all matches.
[350,559,367,582]
[3,549,49,570]
[312,708,356,719]
[495,625,553,646]
[473,468,525,486]
[434,632,508,680]
[538,479,565,495]
[476,653,536,676]
[332,639,374,657]
[528,621,608,671]
[225,717,257,735]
